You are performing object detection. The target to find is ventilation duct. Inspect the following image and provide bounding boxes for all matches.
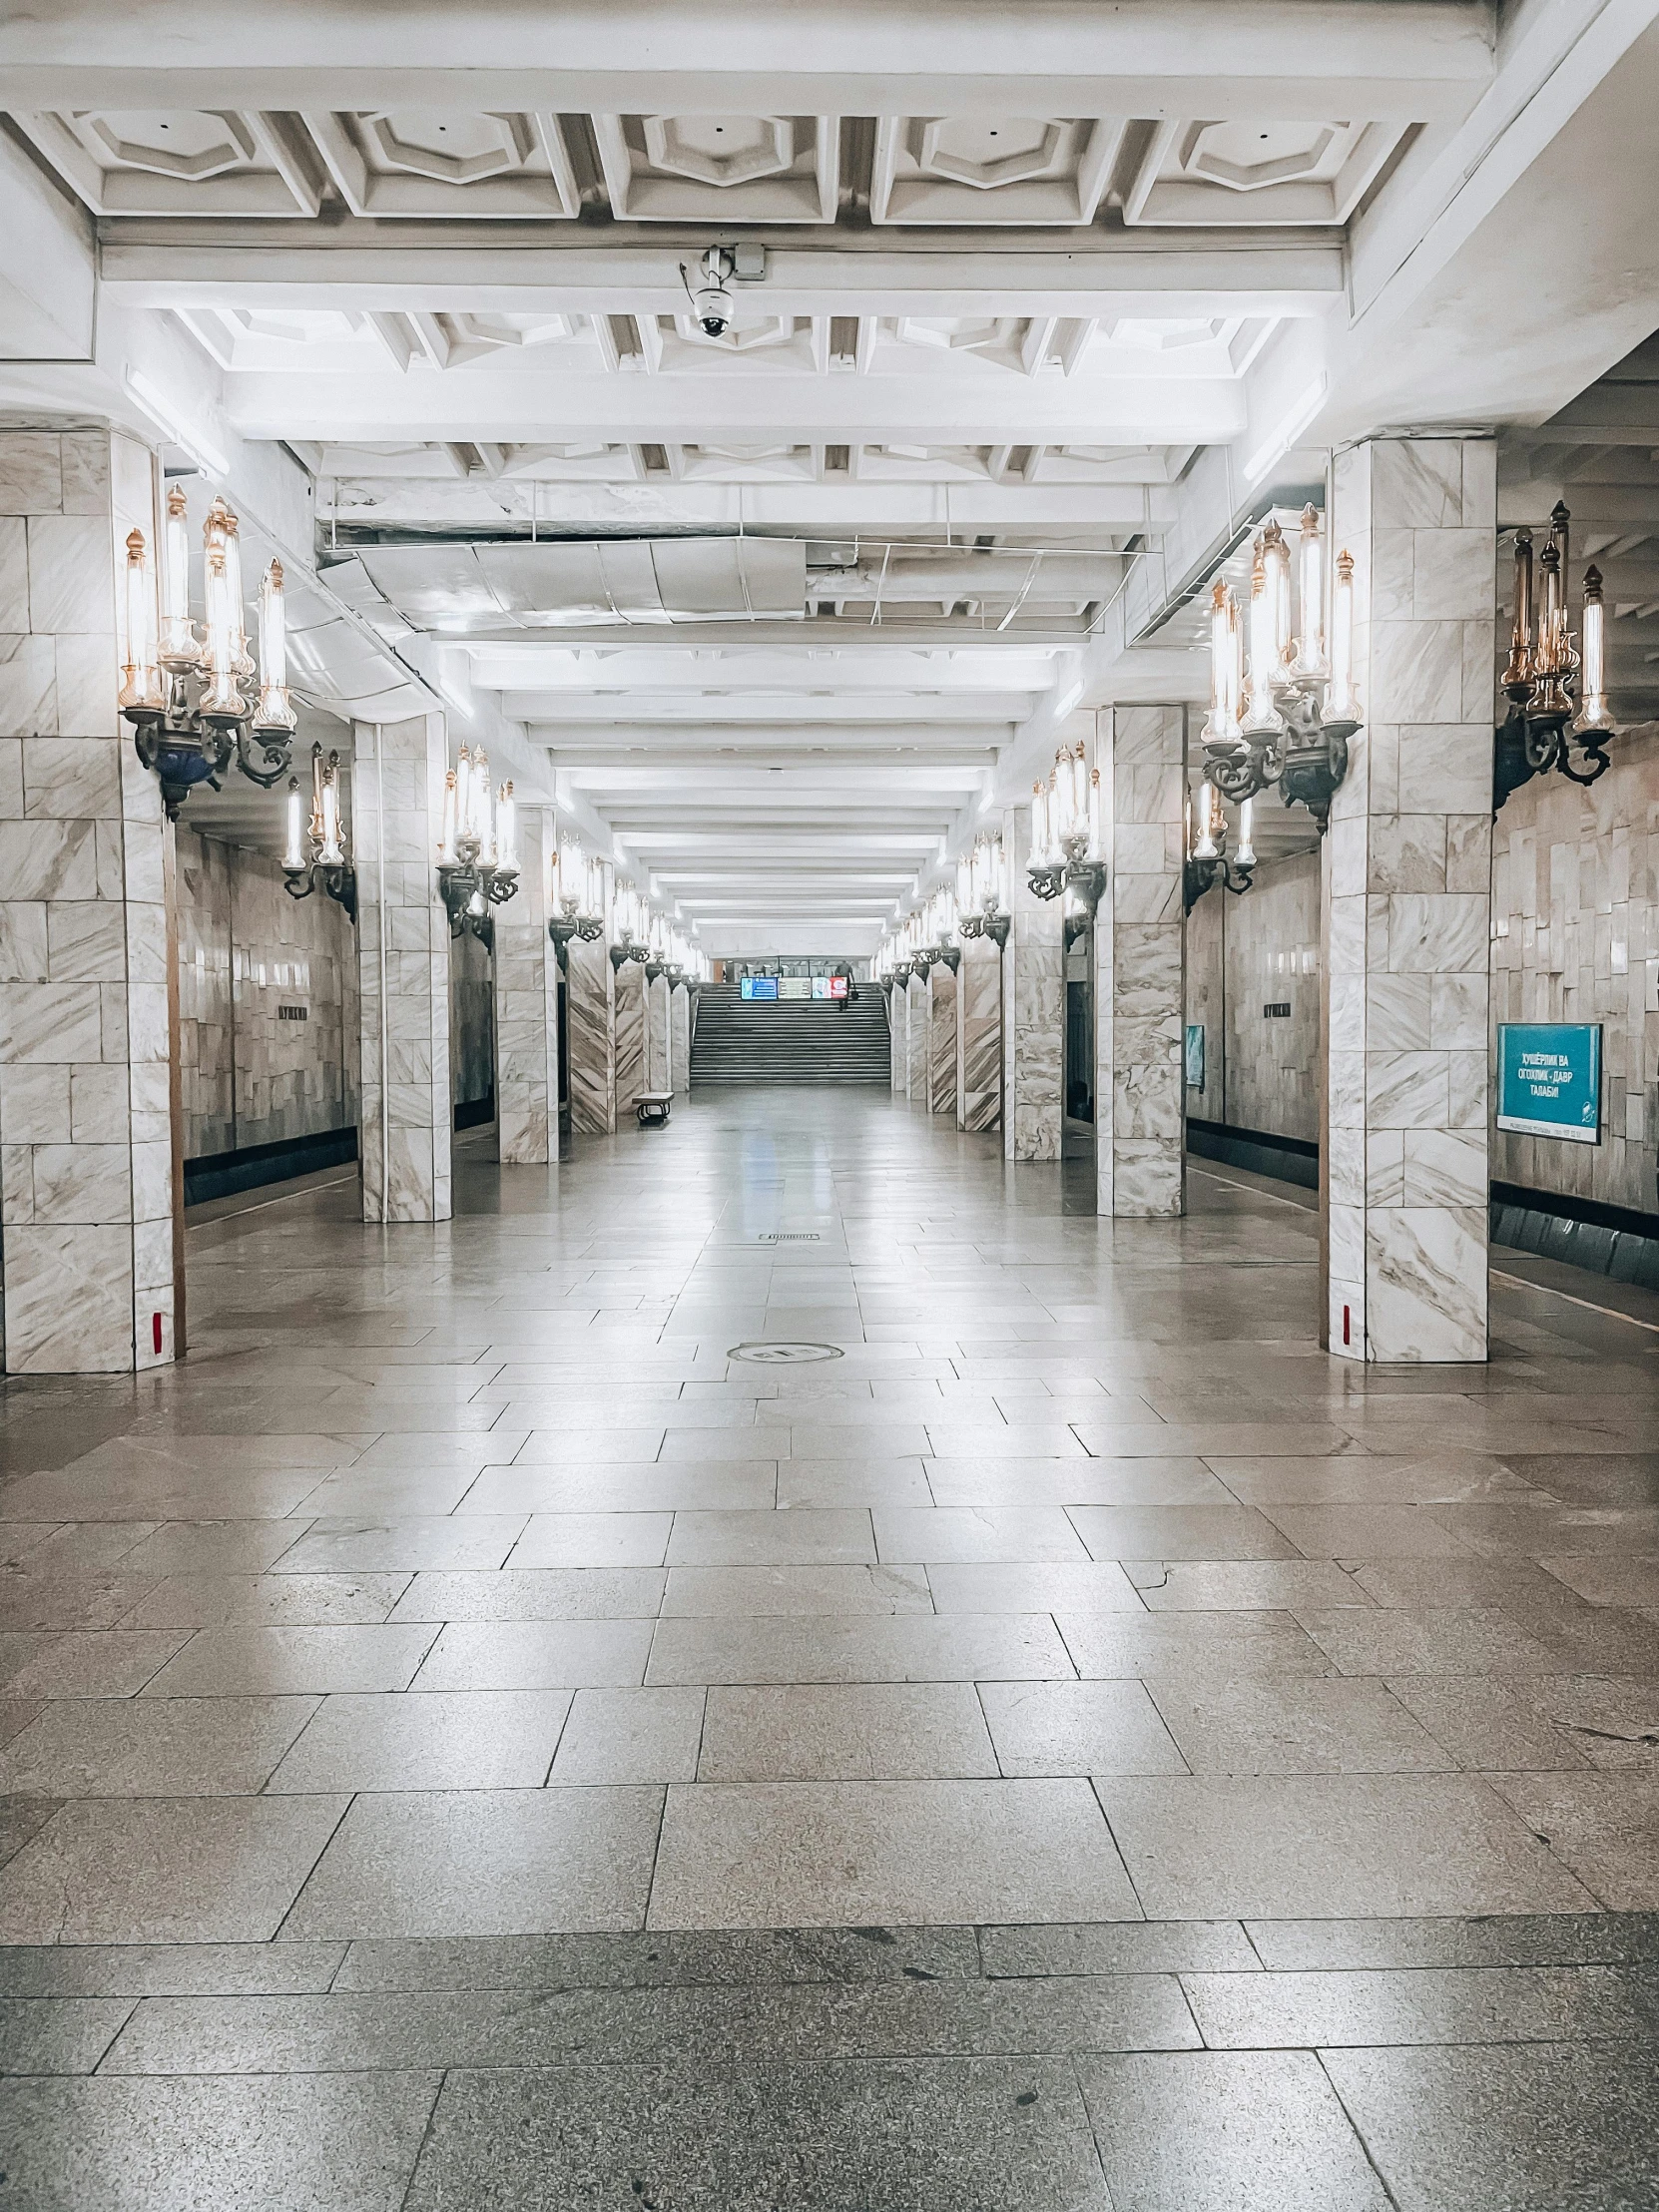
[333,536,808,631]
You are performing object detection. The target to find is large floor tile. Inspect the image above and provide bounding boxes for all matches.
[662,1563,931,1616]
[646,1613,1074,1686]
[698,1684,998,1781]
[1486,1771,1659,1908]
[1069,1505,1300,1562]
[1146,1677,1454,1775]
[284,1787,664,1937]
[647,1778,1141,1926]
[142,1623,438,1697]
[0,1796,346,1942]
[412,1619,654,1690]
[1078,2050,1390,2212]
[665,1509,875,1565]
[0,1695,314,1797]
[978,1680,1187,1777]
[1094,1774,1598,1919]
[1323,2043,1659,2211]
[549,1688,706,1784]
[507,1512,674,1567]
[267,1690,573,1792]
[401,2057,1112,2212]
[872,1507,1089,1563]
[925,1562,1144,1614]
[387,1567,665,1621]
[0,2071,440,2211]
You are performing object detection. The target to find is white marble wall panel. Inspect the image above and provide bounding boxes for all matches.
[646,972,672,1094]
[353,713,451,1224]
[904,974,928,1100]
[889,980,906,1090]
[1097,705,1187,1216]
[1003,801,1062,1161]
[567,916,616,1137]
[176,828,355,1160]
[614,960,647,1112]
[1492,719,1659,1215]
[957,937,1002,1133]
[672,982,692,1095]
[494,807,557,1165]
[928,961,958,1118]
[0,427,182,1373]
[1184,850,1321,1139]
[1326,435,1494,1363]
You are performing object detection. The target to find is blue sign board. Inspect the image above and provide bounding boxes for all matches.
[1496,1022,1601,1143]
[1184,1023,1206,1091]
[741,975,778,1000]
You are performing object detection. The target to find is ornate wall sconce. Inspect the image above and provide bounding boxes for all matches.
[1493,502,1618,814]
[1201,505,1359,833]
[282,744,356,922]
[436,746,518,945]
[547,833,605,971]
[119,486,296,820]
[1027,742,1107,911]
[1183,781,1257,913]
[956,831,1011,950]
[609,881,651,971]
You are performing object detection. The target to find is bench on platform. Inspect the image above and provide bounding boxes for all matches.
[634,1091,673,1126]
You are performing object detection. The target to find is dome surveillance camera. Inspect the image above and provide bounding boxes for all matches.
[690,247,736,338]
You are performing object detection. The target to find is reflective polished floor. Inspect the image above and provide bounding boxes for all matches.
[2,1086,1658,2207]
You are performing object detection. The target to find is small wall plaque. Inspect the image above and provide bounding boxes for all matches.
[277,1005,308,1022]
[1263,1002,1291,1019]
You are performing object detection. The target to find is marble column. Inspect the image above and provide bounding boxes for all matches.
[905,973,927,1100]
[0,426,182,1373]
[494,805,558,1165]
[889,981,906,1091]
[1002,802,1063,1162]
[646,971,672,1093]
[957,936,1002,1133]
[928,960,958,1118]
[353,711,451,1223]
[614,957,647,1115]
[1096,704,1187,1216]
[567,889,616,1138]
[1325,434,1495,1363]
[672,982,691,1095]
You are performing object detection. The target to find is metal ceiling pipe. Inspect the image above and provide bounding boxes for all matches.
[811,554,1126,599]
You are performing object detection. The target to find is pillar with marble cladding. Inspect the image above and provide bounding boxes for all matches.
[1002,801,1062,1161]
[889,980,906,1090]
[494,805,558,1165]
[645,971,671,1093]
[905,973,927,1100]
[566,868,616,1137]
[1325,434,1495,1363]
[353,711,451,1223]
[1096,704,1187,1216]
[928,960,957,1117]
[956,936,1002,1133]
[615,956,647,1115]
[672,982,691,1094]
[0,426,182,1372]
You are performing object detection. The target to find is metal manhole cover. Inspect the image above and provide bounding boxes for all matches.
[727,1341,845,1365]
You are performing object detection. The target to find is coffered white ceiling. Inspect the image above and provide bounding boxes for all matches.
[0,0,1653,949]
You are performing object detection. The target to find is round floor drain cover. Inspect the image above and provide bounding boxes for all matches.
[727,1341,845,1365]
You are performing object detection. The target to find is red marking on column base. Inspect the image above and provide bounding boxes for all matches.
[152,1312,163,1356]
[1342,1306,1352,1347]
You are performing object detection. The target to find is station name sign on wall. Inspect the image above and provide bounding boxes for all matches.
[1496,1022,1602,1144]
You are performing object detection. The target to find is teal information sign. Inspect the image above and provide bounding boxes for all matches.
[1184,1023,1206,1091]
[1496,1022,1601,1144]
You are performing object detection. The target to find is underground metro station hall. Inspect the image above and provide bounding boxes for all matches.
[1,4,1659,2206]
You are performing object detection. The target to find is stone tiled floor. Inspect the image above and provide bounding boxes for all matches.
[1,1086,1658,2206]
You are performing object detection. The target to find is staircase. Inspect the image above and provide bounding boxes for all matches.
[691,984,891,1084]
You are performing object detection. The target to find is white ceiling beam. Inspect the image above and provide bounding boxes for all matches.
[515,692,1037,723]
[325,483,1173,530]
[217,369,1248,446]
[101,238,1343,322]
[2,0,1492,119]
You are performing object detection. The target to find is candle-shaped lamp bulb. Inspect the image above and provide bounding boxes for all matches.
[1328,549,1358,722]
[1576,564,1615,733]
[1192,781,1219,860]
[438,768,458,865]
[1241,538,1285,734]
[160,482,195,665]
[319,753,344,865]
[1236,796,1256,868]
[496,782,517,875]
[119,529,162,711]
[1296,504,1328,678]
[254,558,295,731]
[283,777,305,871]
